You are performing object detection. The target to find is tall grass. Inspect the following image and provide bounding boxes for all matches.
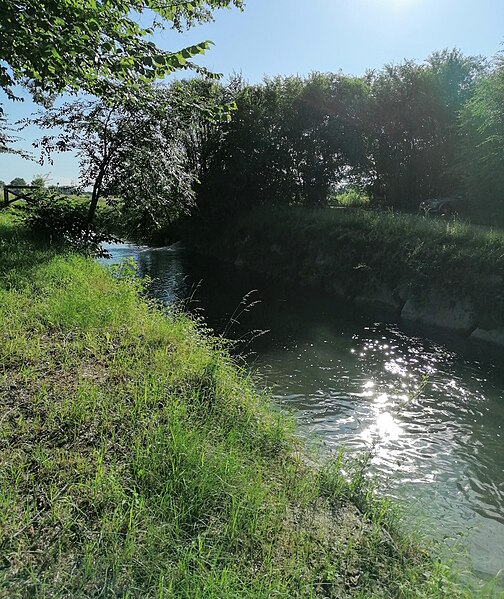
[0,213,480,597]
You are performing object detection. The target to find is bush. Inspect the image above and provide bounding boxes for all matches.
[333,187,370,207]
[15,193,118,256]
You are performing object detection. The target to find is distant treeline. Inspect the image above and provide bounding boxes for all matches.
[166,49,504,220]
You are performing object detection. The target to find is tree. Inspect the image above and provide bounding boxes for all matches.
[459,58,504,211]
[364,51,483,208]
[286,73,370,206]
[33,84,221,226]
[0,0,243,104]
[31,175,47,188]
[114,79,236,225]
[185,73,370,214]
[0,0,243,156]
[9,177,27,187]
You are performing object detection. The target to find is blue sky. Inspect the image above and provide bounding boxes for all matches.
[2,0,504,185]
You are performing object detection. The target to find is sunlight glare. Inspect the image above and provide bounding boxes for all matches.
[361,411,403,443]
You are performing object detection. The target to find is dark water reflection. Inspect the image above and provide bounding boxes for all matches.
[101,242,504,587]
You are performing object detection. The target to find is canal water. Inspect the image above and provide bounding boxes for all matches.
[101,242,504,589]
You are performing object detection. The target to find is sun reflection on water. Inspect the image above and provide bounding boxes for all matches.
[361,410,403,443]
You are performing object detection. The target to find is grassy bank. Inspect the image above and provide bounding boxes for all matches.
[0,213,475,597]
[180,207,504,335]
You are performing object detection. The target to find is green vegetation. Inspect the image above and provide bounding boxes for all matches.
[7,48,504,229]
[0,0,242,155]
[181,52,490,219]
[460,59,504,222]
[8,178,26,187]
[0,1,243,103]
[2,1,503,593]
[180,206,504,331]
[14,195,118,256]
[38,49,501,231]
[3,2,504,234]
[332,188,371,208]
[0,213,474,597]
[31,83,232,226]
[30,175,47,189]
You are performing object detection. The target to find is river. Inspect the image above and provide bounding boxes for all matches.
[101,241,504,590]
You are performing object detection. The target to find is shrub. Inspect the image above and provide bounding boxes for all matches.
[334,187,370,207]
[16,193,117,256]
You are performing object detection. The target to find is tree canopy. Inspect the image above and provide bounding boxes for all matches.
[32,82,230,225]
[18,42,504,229]
[35,48,504,228]
[459,58,504,207]
[0,0,243,103]
[177,51,495,216]
[9,177,27,187]
[0,0,243,157]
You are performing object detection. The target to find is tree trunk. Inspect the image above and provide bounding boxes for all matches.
[87,170,105,227]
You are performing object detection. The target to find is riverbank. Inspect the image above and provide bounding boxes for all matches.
[0,213,475,596]
[178,207,504,346]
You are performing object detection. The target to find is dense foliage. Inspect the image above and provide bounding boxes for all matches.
[32,82,233,226]
[173,49,496,218]
[0,0,242,101]
[16,194,118,255]
[0,0,243,154]
[9,39,504,229]
[459,56,504,211]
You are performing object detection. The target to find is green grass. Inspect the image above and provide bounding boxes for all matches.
[182,206,504,330]
[0,212,484,597]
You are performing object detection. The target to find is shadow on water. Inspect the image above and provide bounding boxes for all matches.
[101,242,504,588]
